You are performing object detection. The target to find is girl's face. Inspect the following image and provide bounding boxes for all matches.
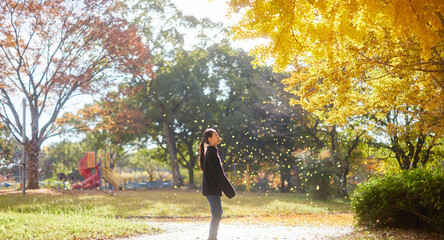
[208,131,220,147]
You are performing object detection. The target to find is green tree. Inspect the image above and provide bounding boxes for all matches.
[205,43,306,192]
[128,0,226,187]
[0,125,15,175]
[40,141,84,180]
[147,47,218,186]
[127,147,168,187]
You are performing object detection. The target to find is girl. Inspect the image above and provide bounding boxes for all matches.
[199,128,236,240]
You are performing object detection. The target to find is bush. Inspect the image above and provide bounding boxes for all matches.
[306,159,335,201]
[351,167,444,233]
[39,179,71,189]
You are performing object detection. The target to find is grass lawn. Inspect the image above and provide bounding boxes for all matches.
[0,188,349,239]
[0,188,441,239]
[0,189,164,240]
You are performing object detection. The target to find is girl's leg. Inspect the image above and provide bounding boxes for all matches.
[207,195,223,239]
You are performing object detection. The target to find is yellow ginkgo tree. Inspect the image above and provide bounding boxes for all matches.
[229,0,444,170]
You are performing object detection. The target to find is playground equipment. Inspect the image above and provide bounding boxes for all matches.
[72,147,123,190]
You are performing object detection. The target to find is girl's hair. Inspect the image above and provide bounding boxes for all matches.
[199,128,217,170]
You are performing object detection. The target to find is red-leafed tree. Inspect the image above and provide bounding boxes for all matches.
[0,0,153,189]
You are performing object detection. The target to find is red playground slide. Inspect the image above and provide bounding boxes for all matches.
[72,153,100,189]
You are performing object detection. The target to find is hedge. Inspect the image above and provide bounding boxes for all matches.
[351,167,443,232]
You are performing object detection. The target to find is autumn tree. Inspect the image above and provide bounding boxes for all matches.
[371,110,440,170]
[229,0,444,170]
[0,0,152,189]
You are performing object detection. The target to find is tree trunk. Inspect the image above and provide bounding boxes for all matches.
[187,141,195,186]
[26,139,41,189]
[279,163,291,192]
[391,136,411,170]
[280,171,286,192]
[163,119,183,187]
[337,168,349,198]
[187,164,194,186]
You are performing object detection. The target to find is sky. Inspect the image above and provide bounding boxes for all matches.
[171,0,265,50]
[172,0,233,23]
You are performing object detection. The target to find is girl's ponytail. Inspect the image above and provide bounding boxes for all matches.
[199,128,217,171]
[199,141,205,170]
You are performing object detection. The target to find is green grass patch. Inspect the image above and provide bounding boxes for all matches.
[222,192,351,217]
[0,212,159,240]
[0,189,350,239]
[1,190,350,217]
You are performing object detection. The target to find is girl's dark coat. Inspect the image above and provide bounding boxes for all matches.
[201,146,236,199]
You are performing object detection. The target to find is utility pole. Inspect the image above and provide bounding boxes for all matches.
[22,99,26,195]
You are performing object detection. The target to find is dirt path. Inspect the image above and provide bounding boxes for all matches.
[124,218,354,240]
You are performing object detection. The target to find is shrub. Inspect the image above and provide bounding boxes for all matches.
[306,159,335,201]
[351,167,444,233]
[39,179,71,189]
